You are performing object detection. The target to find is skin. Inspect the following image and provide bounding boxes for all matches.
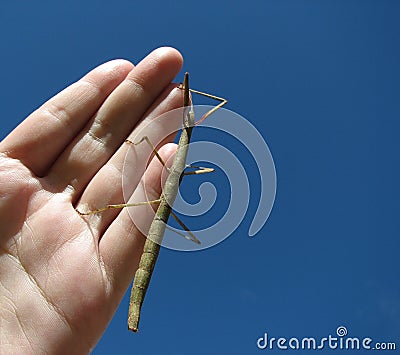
[0,47,183,354]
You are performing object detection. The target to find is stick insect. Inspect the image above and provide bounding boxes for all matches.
[78,73,227,332]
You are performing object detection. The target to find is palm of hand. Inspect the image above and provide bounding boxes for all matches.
[0,159,109,352]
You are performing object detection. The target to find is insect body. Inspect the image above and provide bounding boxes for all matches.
[128,73,226,331]
[128,73,194,331]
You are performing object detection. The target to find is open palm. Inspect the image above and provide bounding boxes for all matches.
[0,47,183,354]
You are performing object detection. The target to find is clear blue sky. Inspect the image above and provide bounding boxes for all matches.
[1,1,399,354]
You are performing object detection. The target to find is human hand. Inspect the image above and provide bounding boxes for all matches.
[0,47,183,354]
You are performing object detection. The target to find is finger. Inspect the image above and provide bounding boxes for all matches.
[0,59,134,177]
[75,82,183,232]
[98,143,177,296]
[47,47,183,195]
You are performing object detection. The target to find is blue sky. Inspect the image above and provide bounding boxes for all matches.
[1,1,399,354]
